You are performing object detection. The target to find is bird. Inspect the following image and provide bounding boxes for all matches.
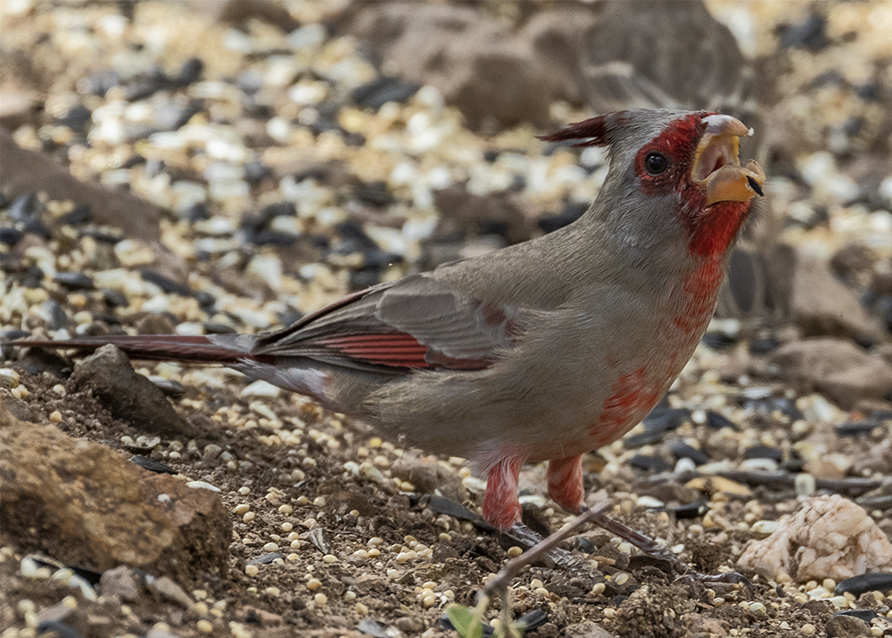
[12,109,764,560]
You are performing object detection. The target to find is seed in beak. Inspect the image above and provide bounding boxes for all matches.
[747,175,764,197]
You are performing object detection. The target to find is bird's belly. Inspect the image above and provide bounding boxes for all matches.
[550,280,719,459]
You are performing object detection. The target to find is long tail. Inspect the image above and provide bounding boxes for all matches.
[9,334,253,365]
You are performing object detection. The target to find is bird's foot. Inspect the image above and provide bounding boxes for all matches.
[580,505,753,596]
[499,522,577,569]
[488,503,612,597]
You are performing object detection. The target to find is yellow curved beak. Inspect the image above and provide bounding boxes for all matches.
[692,114,765,206]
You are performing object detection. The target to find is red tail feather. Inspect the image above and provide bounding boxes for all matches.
[10,335,246,365]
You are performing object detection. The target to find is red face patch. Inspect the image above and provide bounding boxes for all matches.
[633,113,706,195]
[634,113,755,257]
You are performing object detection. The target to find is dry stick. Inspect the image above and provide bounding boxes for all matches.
[483,500,612,597]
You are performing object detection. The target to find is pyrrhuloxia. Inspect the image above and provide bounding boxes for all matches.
[14,109,764,543]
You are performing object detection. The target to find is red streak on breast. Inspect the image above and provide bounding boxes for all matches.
[591,366,662,445]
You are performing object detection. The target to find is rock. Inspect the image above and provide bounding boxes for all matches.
[0,406,230,580]
[561,621,615,638]
[824,614,870,637]
[150,575,194,608]
[520,7,600,106]
[344,3,568,129]
[0,48,44,131]
[133,313,178,335]
[787,255,885,341]
[100,565,141,602]
[391,456,466,503]
[433,186,535,245]
[768,338,892,408]
[0,129,160,241]
[36,604,89,638]
[394,616,424,633]
[200,0,299,31]
[737,494,892,582]
[686,614,727,637]
[851,438,892,475]
[70,345,195,436]
[1,395,35,422]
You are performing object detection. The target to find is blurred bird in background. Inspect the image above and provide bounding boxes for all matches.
[577,0,782,320]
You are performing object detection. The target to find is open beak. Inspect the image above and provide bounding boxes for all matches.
[691,114,765,206]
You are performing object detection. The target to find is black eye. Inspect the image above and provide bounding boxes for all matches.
[644,152,668,175]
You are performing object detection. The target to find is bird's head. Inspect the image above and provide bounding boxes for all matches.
[541,109,765,258]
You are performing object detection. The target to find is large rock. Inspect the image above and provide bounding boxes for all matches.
[343,3,574,129]
[0,129,161,241]
[788,254,885,342]
[0,406,230,580]
[70,345,195,437]
[737,494,892,582]
[768,338,892,408]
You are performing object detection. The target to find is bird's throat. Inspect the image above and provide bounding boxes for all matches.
[686,199,753,257]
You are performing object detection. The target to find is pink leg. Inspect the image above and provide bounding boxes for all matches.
[482,455,524,531]
[547,455,585,513]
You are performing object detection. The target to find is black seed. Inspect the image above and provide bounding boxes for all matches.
[624,408,689,448]
[835,421,884,437]
[8,193,37,221]
[747,175,764,196]
[129,454,176,474]
[60,204,91,226]
[203,322,236,334]
[150,377,185,397]
[185,202,210,223]
[250,230,298,247]
[518,610,548,631]
[23,218,51,239]
[668,439,709,466]
[247,553,285,566]
[0,227,24,247]
[55,104,92,131]
[629,454,672,473]
[833,609,879,623]
[44,300,69,330]
[54,272,94,290]
[706,411,740,430]
[668,500,708,519]
[744,445,784,461]
[79,229,123,244]
[102,289,128,308]
[353,181,393,208]
[351,76,420,110]
[196,291,215,307]
[701,331,737,350]
[835,572,892,597]
[172,57,203,86]
[244,160,271,184]
[140,269,193,297]
[125,69,168,101]
[749,336,780,354]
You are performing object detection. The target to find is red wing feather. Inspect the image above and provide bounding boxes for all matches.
[311,333,493,371]
[254,275,517,373]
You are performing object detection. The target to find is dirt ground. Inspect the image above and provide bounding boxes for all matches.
[2,1,892,637]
